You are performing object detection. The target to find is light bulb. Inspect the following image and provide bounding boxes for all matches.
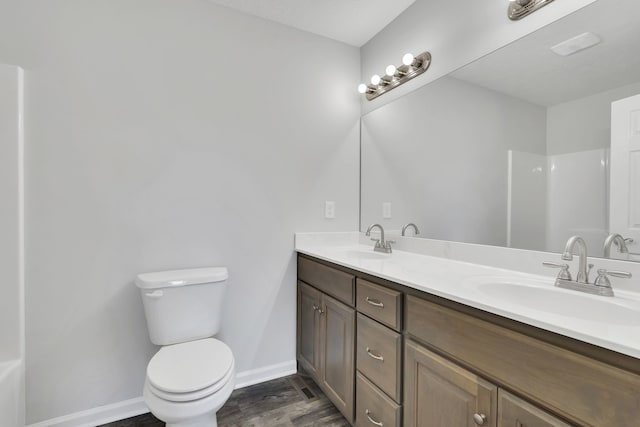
[402,53,415,66]
[357,83,367,94]
[370,74,381,85]
[385,64,396,77]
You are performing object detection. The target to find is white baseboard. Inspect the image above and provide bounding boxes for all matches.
[26,360,297,427]
[234,359,297,389]
[26,397,148,427]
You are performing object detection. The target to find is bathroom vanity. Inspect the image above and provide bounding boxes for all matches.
[295,236,640,427]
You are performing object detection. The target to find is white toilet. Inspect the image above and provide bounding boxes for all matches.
[135,267,235,427]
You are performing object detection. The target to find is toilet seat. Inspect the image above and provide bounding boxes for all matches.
[146,338,234,402]
[146,359,235,402]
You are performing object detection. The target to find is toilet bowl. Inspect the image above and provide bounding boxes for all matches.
[135,267,235,427]
[143,339,235,427]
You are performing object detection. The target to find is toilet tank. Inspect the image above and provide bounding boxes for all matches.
[135,267,228,346]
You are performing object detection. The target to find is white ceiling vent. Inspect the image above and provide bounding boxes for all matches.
[550,32,602,56]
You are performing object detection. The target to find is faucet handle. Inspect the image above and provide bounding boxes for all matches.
[542,261,572,281]
[594,269,632,289]
[370,238,382,248]
[606,270,633,278]
[597,269,632,279]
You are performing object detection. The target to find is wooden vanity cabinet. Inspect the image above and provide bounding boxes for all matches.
[297,254,640,427]
[297,259,356,424]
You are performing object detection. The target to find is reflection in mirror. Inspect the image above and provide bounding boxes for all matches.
[360,0,640,261]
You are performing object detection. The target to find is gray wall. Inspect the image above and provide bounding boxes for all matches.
[547,81,640,155]
[0,1,360,424]
[0,65,22,363]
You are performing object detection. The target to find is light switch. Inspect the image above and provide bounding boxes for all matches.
[382,202,392,219]
[325,201,336,219]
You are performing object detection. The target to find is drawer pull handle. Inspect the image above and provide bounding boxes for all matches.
[473,413,487,426]
[366,297,384,308]
[365,409,383,426]
[366,347,384,361]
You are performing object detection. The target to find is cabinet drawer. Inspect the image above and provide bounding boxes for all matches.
[406,295,640,427]
[356,278,402,330]
[298,256,355,305]
[356,372,401,427]
[357,313,402,402]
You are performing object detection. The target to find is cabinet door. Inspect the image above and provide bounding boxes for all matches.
[297,281,321,379]
[498,390,573,427]
[320,293,356,423]
[404,339,497,427]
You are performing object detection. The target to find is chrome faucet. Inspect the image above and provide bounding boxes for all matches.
[365,223,394,253]
[401,223,420,237]
[603,233,630,258]
[561,236,590,284]
[543,235,632,297]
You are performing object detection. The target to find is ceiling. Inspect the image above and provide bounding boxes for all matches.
[451,0,640,107]
[206,0,415,47]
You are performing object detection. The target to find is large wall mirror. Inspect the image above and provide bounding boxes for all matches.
[361,0,640,261]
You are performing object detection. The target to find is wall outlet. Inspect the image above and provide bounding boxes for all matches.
[382,202,392,219]
[325,201,336,219]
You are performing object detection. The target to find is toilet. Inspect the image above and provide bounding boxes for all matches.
[135,267,235,427]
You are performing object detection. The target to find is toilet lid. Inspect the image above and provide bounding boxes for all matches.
[147,338,234,394]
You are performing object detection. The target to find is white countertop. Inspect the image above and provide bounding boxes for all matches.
[295,232,640,359]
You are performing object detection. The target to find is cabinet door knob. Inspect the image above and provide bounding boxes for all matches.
[365,409,383,426]
[473,413,487,426]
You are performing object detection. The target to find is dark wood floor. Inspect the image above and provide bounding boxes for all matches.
[99,373,349,427]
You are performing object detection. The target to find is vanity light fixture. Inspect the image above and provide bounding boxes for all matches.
[358,51,431,101]
[508,0,554,20]
[385,64,396,77]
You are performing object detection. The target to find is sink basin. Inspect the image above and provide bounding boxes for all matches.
[468,278,640,325]
[342,249,391,261]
